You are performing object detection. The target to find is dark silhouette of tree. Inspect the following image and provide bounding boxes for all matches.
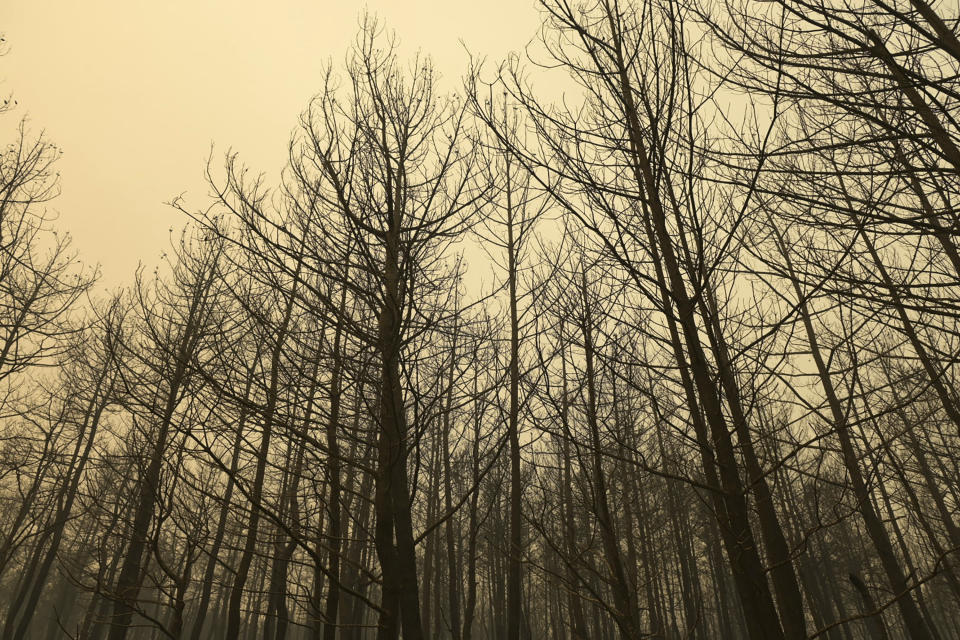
[4,3,960,639]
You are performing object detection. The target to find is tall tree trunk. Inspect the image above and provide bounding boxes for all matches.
[373,222,424,640]
[107,290,207,640]
[320,294,348,640]
[225,263,302,640]
[577,268,643,639]
[190,368,257,640]
[7,371,113,640]
[773,227,934,640]
[557,330,589,640]
[461,358,483,640]
[504,149,524,640]
[442,339,462,640]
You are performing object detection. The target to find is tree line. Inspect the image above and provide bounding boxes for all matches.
[2,0,960,638]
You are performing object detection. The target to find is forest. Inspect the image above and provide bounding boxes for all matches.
[2,0,960,638]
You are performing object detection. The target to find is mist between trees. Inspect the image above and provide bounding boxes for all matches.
[3,0,960,638]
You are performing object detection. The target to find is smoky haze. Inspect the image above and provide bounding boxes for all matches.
[2,1,960,640]
[0,1,538,284]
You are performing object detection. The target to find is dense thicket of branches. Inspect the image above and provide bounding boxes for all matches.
[4,1,960,638]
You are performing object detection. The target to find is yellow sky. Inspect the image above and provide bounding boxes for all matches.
[0,1,541,285]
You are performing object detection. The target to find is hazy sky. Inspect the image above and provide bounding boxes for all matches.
[0,1,541,285]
